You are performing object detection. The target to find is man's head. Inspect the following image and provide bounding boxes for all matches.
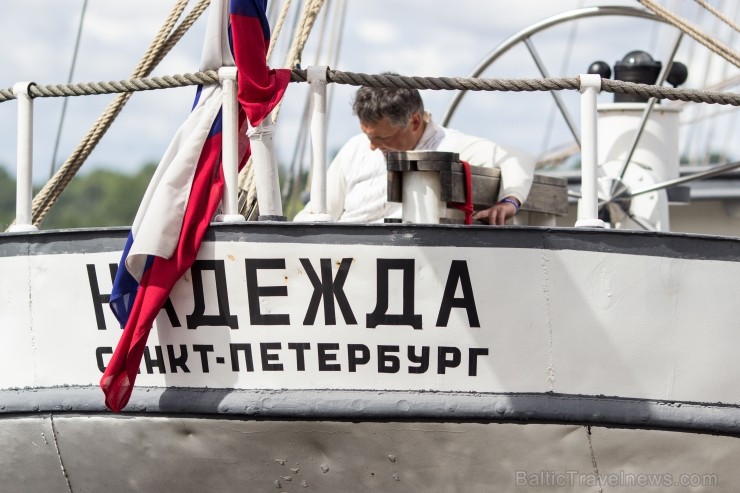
[352,81,426,152]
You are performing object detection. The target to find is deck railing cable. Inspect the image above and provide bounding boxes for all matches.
[2,68,740,230]
[3,70,739,106]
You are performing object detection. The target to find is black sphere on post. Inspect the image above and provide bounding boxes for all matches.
[587,61,612,80]
[667,61,688,87]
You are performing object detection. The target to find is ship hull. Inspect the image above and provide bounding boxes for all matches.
[1,222,738,491]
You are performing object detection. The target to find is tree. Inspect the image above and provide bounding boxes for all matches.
[0,167,16,230]
[40,164,157,229]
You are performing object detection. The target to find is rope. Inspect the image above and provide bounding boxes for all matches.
[693,0,740,33]
[602,78,740,105]
[284,0,327,70]
[2,72,218,101]
[4,70,739,107]
[324,70,582,92]
[28,0,210,228]
[5,65,740,226]
[313,70,740,106]
[637,0,740,68]
[266,0,293,61]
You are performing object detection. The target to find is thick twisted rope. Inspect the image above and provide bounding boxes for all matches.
[316,70,740,106]
[637,0,740,68]
[602,78,740,105]
[28,0,209,228]
[1,72,218,101]
[4,69,739,106]
[323,71,581,93]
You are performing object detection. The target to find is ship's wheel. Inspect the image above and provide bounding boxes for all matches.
[440,5,740,231]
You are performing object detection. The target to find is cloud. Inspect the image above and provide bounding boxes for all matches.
[356,20,399,45]
[0,0,738,187]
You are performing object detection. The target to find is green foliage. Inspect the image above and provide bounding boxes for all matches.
[0,167,16,230]
[39,164,157,229]
[0,158,316,230]
[282,168,310,220]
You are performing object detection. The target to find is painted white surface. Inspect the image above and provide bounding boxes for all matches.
[2,240,739,406]
[598,103,681,183]
[597,103,682,231]
[0,255,36,387]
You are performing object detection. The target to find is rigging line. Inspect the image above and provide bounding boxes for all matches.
[49,0,89,181]
[698,0,726,166]
[267,0,294,63]
[300,0,347,199]
[703,1,737,163]
[267,0,279,26]
[680,0,708,164]
[322,0,347,154]
[240,0,303,216]
[719,2,740,160]
[719,1,740,159]
[312,0,331,62]
[284,98,311,203]
[286,0,307,65]
[241,0,327,219]
[681,104,738,125]
[293,0,348,208]
[326,0,348,69]
[28,0,199,227]
[283,0,331,204]
[720,108,738,161]
[636,0,740,67]
[693,0,740,33]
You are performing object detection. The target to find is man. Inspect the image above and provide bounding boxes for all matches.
[296,82,535,225]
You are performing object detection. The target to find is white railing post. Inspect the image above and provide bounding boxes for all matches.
[249,114,284,220]
[294,66,333,222]
[215,67,246,223]
[575,74,606,229]
[10,82,38,233]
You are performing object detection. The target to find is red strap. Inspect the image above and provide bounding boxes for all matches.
[450,160,474,224]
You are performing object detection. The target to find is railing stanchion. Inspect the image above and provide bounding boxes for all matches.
[10,82,38,232]
[575,74,606,228]
[294,66,333,222]
[215,67,246,223]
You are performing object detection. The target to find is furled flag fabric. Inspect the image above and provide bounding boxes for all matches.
[101,0,290,412]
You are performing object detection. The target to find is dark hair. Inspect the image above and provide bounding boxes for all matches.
[352,74,424,127]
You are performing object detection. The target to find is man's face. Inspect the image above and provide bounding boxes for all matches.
[360,113,422,152]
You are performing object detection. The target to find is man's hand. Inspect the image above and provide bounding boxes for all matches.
[472,198,519,225]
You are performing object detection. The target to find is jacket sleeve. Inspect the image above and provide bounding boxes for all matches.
[450,131,535,206]
[325,150,347,221]
[494,143,535,205]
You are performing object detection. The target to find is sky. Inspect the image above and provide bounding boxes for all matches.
[0,0,738,186]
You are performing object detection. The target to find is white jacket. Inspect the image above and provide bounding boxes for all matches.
[297,118,535,223]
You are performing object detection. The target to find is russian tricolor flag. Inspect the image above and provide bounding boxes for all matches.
[101,0,290,412]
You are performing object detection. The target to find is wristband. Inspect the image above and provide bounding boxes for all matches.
[499,197,520,213]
